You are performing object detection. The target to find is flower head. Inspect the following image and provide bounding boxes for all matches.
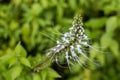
[46,14,92,68]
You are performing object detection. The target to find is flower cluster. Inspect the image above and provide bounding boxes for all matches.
[33,14,93,72]
[46,14,91,69]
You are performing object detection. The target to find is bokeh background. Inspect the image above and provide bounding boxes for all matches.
[0,0,120,80]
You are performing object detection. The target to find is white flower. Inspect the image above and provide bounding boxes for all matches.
[82,35,89,40]
[56,40,61,45]
[64,32,70,37]
[33,14,95,72]
[62,37,69,43]
[46,14,91,69]
[80,42,89,46]
[76,45,82,54]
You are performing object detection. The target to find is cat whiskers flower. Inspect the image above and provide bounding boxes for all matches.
[33,14,96,72]
[46,14,93,69]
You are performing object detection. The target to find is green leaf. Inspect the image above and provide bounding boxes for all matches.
[57,5,63,21]
[14,42,27,57]
[109,39,119,58]
[106,16,118,34]
[40,70,47,80]
[33,74,41,80]
[90,43,99,59]
[96,53,105,66]
[0,54,14,65]
[47,68,61,78]
[85,17,107,29]
[11,65,22,80]
[100,33,112,49]
[20,57,31,67]
[9,20,18,31]
[2,70,11,80]
[118,17,120,28]
[40,0,48,8]
[22,23,30,37]
[68,0,77,9]
[31,3,42,15]
[9,57,17,68]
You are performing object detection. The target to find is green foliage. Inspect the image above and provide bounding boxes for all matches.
[0,0,120,80]
[0,43,61,80]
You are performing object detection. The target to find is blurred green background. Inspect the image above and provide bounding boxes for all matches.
[0,0,120,80]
